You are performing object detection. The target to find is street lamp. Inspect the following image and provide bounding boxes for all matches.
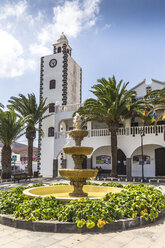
[139,127,145,181]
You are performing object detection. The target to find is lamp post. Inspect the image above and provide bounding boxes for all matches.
[139,127,145,181]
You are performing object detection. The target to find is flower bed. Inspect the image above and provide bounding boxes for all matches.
[0,183,164,231]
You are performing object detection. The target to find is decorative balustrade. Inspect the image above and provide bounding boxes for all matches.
[55,125,165,139]
[131,125,165,136]
[57,103,82,113]
[90,129,110,137]
[55,132,69,139]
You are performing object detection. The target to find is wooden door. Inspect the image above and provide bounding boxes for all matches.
[117,149,126,175]
[155,148,165,176]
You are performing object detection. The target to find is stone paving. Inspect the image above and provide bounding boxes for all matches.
[0,179,165,248]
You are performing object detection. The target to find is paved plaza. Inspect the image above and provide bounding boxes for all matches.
[0,179,165,248]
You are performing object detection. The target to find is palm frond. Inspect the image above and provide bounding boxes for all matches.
[0,109,25,146]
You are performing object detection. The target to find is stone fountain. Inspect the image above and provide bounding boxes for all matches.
[59,113,98,197]
[23,114,123,201]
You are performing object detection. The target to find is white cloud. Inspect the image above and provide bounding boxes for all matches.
[29,44,51,56]
[0,0,43,30]
[103,24,111,30]
[38,0,101,45]
[0,30,36,78]
[0,0,102,77]
[0,0,27,20]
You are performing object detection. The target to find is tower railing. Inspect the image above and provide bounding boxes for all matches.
[57,103,82,113]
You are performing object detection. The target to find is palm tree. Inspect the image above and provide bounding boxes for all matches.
[146,88,165,113]
[8,94,49,176]
[76,76,148,177]
[146,87,165,138]
[0,108,24,179]
[0,103,4,108]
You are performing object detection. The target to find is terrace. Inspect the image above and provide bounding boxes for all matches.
[55,125,165,139]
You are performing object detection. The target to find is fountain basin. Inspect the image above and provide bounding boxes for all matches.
[59,169,98,197]
[23,185,123,202]
[69,129,88,138]
[63,146,93,155]
[59,169,97,179]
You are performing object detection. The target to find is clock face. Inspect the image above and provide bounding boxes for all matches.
[49,59,57,68]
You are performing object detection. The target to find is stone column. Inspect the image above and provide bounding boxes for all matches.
[87,121,92,137]
[86,157,92,169]
[124,118,131,135]
[126,158,132,180]
[53,159,58,178]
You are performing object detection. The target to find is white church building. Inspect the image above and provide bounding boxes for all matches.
[38,33,165,179]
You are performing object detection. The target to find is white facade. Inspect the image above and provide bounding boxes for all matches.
[39,35,165,178]
[39,34,81,177]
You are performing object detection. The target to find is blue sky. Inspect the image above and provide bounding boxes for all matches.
[0,0,165,106]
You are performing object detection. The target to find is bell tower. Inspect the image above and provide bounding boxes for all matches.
[38,33,82,177]
[40,32,81,107]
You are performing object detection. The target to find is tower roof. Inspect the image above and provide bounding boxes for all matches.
[56,32,68,45]
[53,32,72,50]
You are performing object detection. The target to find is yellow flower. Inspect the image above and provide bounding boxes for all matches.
[132,212,137,218]
[86,221,95,229]
[77,219,86,228]
[97,219,106,228]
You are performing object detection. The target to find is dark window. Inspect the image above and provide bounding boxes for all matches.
[146,86,152,95]
[131,122,139,127]
[49,103,55,113]
[58,47,61,53]
[132,95,136,103]
[67,49,69,54]
[48,127,54,137]
[49,80,56,89]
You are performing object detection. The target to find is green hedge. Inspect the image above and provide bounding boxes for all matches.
[0,183,164,229]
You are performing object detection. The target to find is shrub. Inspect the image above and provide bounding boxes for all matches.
[0,183,164,229]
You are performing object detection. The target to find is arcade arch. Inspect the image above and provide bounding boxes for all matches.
[130,144,165,177]
[92,146,126,176]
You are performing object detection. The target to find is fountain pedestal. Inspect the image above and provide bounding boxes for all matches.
[59,113,98,197]
[59,168,98,197]
[69,178,87,197]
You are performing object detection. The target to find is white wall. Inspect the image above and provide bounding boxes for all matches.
[43,54,63,105]
[40,136,54,177]
[67,56,81,105]
[131,144,162,177]
[133,79,165,99]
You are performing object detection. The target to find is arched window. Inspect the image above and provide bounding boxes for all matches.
[58,47,61,53]
[49,80,56,89]
[67,49,69,54]
[48,127,54,137]
[49,103,55,113]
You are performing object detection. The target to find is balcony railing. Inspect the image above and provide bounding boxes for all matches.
[57,103,82,113]
[131,125,165,136]
[54,125,165,139]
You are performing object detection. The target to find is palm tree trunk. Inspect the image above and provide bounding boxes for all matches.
[1,145,12,179]
[28,138,33,176]
[110,129,118,177]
